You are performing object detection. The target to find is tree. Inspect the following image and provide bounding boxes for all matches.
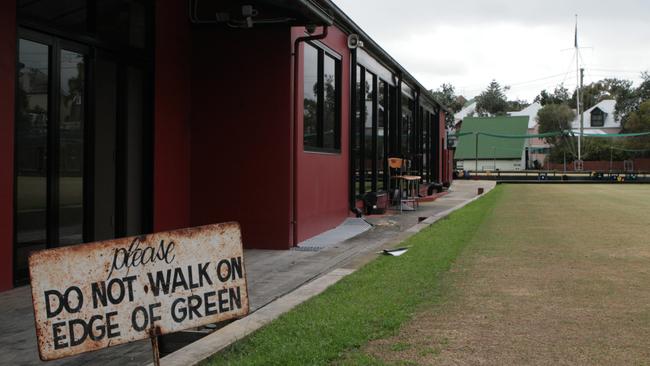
[621,100,650,157]
[475,80,508,116]
[581,138,628,161]
[534,84,570,106]
[537,103,576,162]
[624,99,650,133]
[456,95,468,108]
[618,71,650,126]
[507,99,529,112]
[638,71,650,102]
[570,78,634,111]
[430,83,464,128]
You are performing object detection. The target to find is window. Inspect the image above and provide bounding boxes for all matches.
[303,43,341,152]
[591,108,605,127]
[401,93,413,155]
[422,111,430,182]
[353,65,362,196]
[303,44,318,148]
[352,64,390,198]
[377,80,387,191]
[364,70,375,192]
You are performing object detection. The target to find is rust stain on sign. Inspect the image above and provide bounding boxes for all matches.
[29,222,249,361]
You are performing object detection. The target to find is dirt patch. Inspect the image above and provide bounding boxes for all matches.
[360,185,650,365]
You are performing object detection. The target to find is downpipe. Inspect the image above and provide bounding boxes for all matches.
[290,26,328,247]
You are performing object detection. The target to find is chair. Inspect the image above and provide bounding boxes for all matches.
[388,157,405,175]
[388,157,420,212]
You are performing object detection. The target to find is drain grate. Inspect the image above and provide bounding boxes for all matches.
[292,246,322,252]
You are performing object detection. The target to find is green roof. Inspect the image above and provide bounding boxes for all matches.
[455,116,529,160]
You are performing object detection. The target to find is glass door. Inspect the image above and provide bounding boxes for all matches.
[58,47,86,246]
[14,37,49,282]
[14,32,89,283]
[15,0,154,286]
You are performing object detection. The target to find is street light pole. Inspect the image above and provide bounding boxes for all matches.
[475,133,479,172]
[575,15,582,162]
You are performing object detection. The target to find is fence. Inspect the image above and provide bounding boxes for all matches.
[546,158,650,172]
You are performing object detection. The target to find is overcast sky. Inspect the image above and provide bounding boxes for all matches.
[332,0,650,103]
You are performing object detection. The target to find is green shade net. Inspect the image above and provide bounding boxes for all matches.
[477,131,566,139]
[610,146,650,152]
[571,131,650,138]
[453,131,650,139]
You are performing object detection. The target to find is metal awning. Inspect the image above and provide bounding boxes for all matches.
[260,0,333,25]
[189,0,333,27]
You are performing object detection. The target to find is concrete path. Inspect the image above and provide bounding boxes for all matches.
[0,180,493,365]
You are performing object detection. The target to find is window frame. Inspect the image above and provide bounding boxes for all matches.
[303,42,342,154]
[590,108,605,127]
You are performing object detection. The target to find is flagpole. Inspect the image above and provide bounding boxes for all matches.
[575,14,582,162]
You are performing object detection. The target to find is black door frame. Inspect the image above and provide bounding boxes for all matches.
[16,28,91,249]
[13,7,155,285]
[351,64,391,201]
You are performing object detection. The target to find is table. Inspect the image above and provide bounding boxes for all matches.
[390,175,421,212]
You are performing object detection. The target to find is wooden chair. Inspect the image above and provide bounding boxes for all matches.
[388,157,404,175]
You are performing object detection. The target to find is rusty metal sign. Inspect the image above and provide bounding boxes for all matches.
[29,222,249,361]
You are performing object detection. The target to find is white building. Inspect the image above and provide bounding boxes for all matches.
[454,100,476,124]
[571,99,621,134]
[509,102,549,168]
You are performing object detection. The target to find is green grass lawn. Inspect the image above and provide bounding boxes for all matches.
[205,186,503,366]
[354,184,650,365]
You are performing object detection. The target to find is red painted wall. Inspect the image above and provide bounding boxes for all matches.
[0,2,16,291]
[447,149,455,185]
[153,0,192,232]
[188,27,293,249]
[293,27,351,243]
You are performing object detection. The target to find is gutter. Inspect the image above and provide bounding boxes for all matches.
[296,0,334,26]
[317,0,451,114]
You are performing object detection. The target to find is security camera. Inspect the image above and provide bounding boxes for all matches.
[347,34,363,49]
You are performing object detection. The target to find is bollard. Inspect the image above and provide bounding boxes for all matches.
[478,187,484,195]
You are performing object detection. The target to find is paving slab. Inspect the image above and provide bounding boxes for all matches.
[0,180,493,365]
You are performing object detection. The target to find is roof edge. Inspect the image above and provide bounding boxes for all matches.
[315,0,451,113]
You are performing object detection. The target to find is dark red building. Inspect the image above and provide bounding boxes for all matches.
[0,0,451,291]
